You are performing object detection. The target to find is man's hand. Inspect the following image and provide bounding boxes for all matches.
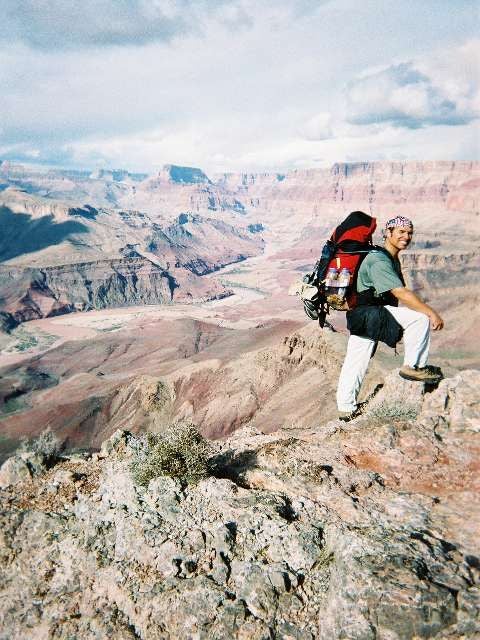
[428,310,444,331]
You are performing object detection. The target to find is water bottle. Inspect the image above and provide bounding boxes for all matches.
[325,267,338,294]
[336,267,351,299]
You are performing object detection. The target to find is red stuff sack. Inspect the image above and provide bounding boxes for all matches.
[300,211,376,326]
[326,211,377,309]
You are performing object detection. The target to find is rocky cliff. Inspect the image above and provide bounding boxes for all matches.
[5,161,478,231]
[0,257,230,331]
[215,161,480,257]
[216,161,479,213]
[0,369,478,639]
[400,251,480,299]
[0,189,263,329]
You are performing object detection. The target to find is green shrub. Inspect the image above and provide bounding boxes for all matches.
[369,401,418,421]
[131,422,212,487]
[20,428,61,458]
[18,428,62,466]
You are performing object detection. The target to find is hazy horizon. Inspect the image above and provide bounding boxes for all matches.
[3,158,479,180]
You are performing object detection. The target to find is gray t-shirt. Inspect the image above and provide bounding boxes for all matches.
[357,251,403,296]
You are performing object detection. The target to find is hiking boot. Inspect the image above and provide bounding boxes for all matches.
[399,365,443,383]
[338,402,367,422]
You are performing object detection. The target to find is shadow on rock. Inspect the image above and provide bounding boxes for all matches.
[210,448,259,487]
[0,206,88,262]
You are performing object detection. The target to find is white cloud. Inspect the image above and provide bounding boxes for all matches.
[298,112,333,141]
[0,2,478,171]
[40,116,476,175]
[346,40,480,129]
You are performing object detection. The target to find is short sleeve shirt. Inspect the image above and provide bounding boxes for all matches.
[357,251,403,296]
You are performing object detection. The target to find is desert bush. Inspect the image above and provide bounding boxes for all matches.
[131,422,213,487]
[369,401,418,421]
[18,428,63,465]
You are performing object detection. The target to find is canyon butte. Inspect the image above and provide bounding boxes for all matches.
[0,160,479,638]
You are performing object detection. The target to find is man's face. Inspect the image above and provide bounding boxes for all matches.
[387,226,413,251]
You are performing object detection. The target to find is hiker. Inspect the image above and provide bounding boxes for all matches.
[336,215,444,421]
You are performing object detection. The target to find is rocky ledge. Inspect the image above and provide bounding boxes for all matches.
[0,371,479,639]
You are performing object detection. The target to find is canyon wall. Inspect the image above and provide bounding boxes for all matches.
[0,257,230,331]
[0,160,478,332]
[0,184,263,328]
[216,161,479,212]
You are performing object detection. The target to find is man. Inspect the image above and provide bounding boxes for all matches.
[336,215,444,421]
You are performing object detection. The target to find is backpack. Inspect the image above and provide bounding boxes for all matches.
[299,211,377,327]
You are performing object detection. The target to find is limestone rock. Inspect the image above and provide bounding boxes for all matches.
[0,371,478,638]
[0,455,31,488]
[420,369,480,433]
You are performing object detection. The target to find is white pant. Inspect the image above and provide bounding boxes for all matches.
[336,305,431,412]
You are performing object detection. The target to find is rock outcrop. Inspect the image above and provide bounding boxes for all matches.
[0,193,263,328]
[0,257,229,330]
[1,370,478,639]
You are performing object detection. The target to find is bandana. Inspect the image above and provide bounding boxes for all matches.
[384,216,413,230]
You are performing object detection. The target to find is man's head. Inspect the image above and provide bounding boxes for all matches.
[383,216,413,253]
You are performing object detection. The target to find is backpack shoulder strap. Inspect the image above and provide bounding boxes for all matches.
[370,246,405,286]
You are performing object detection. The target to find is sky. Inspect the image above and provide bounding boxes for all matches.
[0,0,479,174]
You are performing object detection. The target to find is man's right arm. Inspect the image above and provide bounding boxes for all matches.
[390,287,444,330]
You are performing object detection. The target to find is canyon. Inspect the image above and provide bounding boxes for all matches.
[0,159,479,638]
[0,160,479,457]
